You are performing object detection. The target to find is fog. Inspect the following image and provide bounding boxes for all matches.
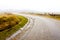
[0,0,60,14]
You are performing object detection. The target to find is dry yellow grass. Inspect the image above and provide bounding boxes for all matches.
[0,13,28,40]
[0,13,20,31]
[43,15,60,20]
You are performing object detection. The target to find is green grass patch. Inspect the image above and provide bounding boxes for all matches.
[0,15,28,40]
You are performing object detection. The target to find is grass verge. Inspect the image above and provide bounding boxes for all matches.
[0,15,28,40]
[45,15,60,20]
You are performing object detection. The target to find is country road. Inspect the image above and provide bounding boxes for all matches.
[11,13,60,40]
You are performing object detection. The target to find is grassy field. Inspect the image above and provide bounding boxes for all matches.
[33,13,60,20]
[49,16,60,20]
[0,15,28,40]
[45,15,60,20]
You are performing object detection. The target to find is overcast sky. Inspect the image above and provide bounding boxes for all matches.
[0,0,60,13]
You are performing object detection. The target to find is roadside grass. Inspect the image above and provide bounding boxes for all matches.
[0,15,28,40]
[45,15,60,20]
[33,14,60,20]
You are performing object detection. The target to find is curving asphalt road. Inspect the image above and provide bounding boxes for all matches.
[11,13,60,40]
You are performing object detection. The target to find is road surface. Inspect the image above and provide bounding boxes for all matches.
[12,13,60,40]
